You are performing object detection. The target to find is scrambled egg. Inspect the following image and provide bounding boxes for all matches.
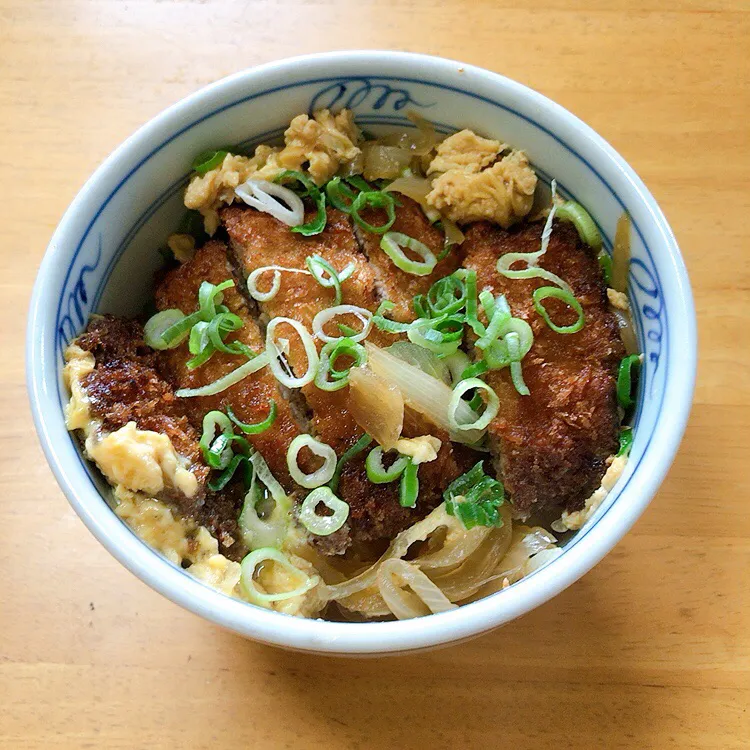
[427,129,505,174]
[115,487,242,596]
[166,233,196,263]
[184,108,362,233]
[63,344,95,431]
[554,454,628,531]
[426,146,537,228]
[607,288,630,311]
[86,422,198,499]
[394,435,442,464]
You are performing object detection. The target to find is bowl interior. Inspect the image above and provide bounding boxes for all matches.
[32,53,691,653]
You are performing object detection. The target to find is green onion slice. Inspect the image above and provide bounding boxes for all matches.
[532,286,585,334]
[306,254,355,306]
[476,294,512,350]
[448,378,500,432]
[325,177,358,213]
[599,252,613,285]
[286,434,337,489]
[350,191,397,234]
[365,446,410,484]
[275,170,327,236]
[246,265,311,302]
[199,410,235,468]
[427,274,467,317]
[227,402,277,434]
[372,300,413,334]
[506,333,530,396]
[144,309,187,350]
[443,461,505,529]
[314,338,367,392]
[298,487,350,536]
[380,232,437,276]
[240,548,319,606]
[266,317,319,388]
[617,354,641,408]
[556,200,603,250]
[312,305,373,344]
[617,426,634,457]
[399,460,420,508]
[176,351,270,397]
[328,434,373,493]
[192,149,228,175]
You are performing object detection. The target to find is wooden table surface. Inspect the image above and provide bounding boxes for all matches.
[2,1,748,747]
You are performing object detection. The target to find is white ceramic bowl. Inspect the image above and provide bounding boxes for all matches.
[27,51,696,655]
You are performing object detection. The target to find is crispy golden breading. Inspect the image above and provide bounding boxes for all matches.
[154,240,301,490]
[76,316,208,499]
[222,205,469,551]
[462,220,625,517]
[75,316,251,559]
[222,205,389,453]
[355,196,463,322]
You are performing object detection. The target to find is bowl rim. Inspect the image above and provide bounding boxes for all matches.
[26,50,696,654]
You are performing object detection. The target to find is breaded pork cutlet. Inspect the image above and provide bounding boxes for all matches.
[222,205,469,552]
[462,220,625,518]
[75,316,208,506]
[74,316,250,557]
[355,196,462,322]
[222,205,386,453]
[154,239,301,491]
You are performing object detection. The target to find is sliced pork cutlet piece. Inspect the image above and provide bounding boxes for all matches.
[74,315,209,511]
[354,195,462,322]
[462,220,626,518]
[221,205,388,453]
[154,239,301,492]
[222,205,467,553]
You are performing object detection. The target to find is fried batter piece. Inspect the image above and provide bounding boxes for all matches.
[154,239,301,491]
[354,196,463,322]
[462,220,625,517]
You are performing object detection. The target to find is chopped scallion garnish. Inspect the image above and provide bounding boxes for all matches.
[365,446,410,484]
[192,149,229,175]
[532,286,585,335]
[443,461,505,530]
[399,460,420,508]
[617,354,641,408]
[328,434,373,493]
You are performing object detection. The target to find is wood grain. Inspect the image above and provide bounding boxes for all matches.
[2,1,749,747]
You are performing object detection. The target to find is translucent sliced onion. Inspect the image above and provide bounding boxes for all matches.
[612,307,639,355]
[377,559,457,619]
[247,265,311,302]
[441,217,465,245]
[383,174,434,205]
[386,342,451,383]
[365,343,483,444]
[286,435,337,488]
[235,179,304,227]
[266,317,319,388]
[347,366,404,450]
[312,304,373,343]
[492,525,558,586]
[362,143,413,181]
[299,487,350,536]
[240,548,319,607]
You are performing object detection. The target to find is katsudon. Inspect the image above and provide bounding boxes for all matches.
[63,109,639,620]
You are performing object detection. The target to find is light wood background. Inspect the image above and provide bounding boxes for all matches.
[2,1,748,748]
